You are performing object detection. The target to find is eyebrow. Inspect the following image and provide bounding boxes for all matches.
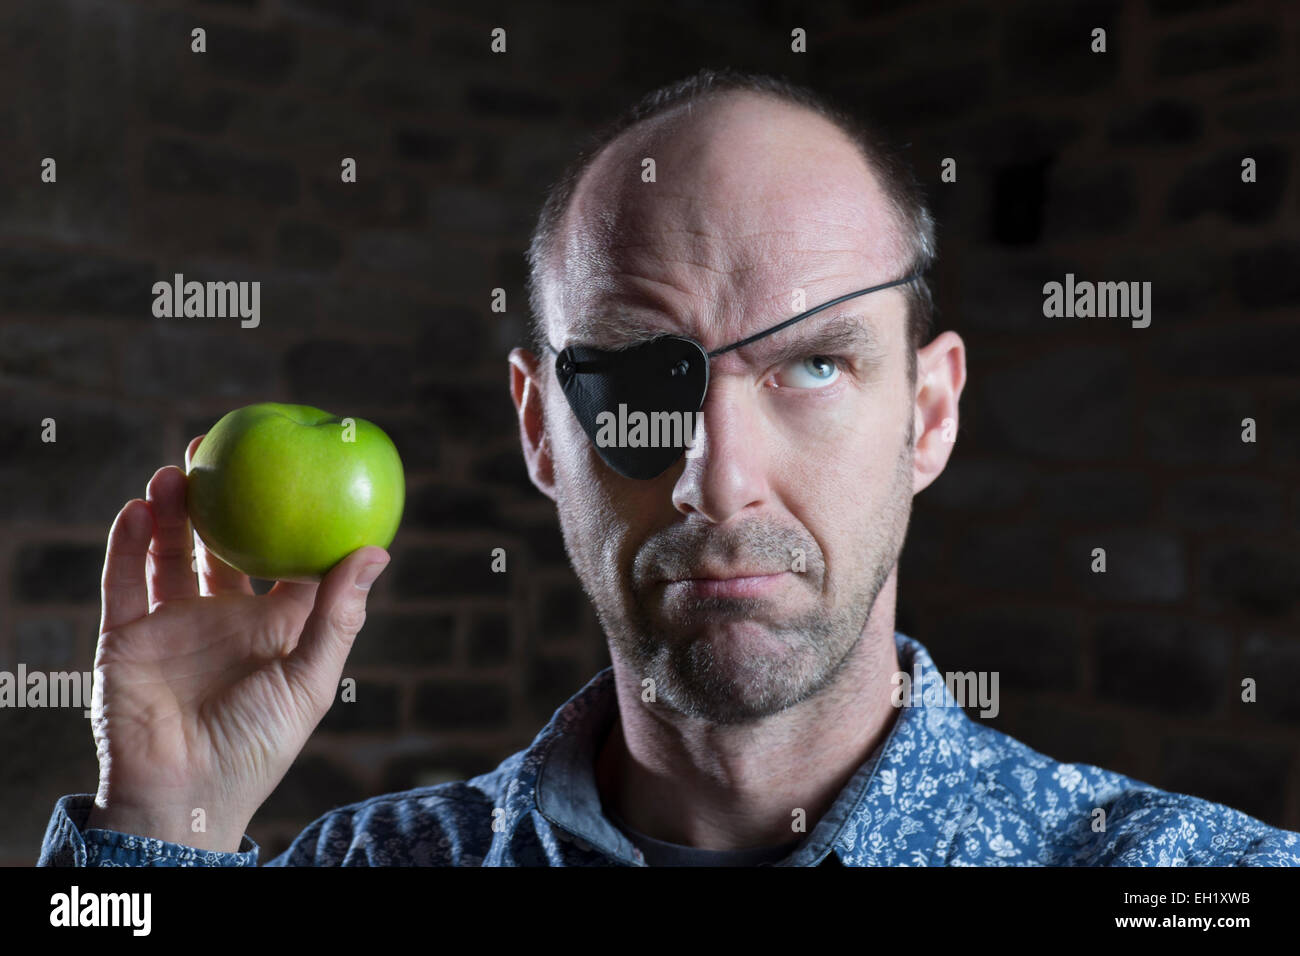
[565,306,882,355]
[731,313,884,368]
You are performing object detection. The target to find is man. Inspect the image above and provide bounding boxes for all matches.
[39,69,1300,866]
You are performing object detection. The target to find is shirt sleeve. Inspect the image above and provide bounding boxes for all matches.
[37,794,259,867]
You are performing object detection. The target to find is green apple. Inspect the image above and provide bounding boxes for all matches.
[186,402,405,581]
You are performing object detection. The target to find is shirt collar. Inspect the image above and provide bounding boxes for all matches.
[524,631,977,865]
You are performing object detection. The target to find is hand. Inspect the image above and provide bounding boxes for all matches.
[84,435,390,852]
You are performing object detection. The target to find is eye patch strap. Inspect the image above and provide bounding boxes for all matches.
[542,273,921,360]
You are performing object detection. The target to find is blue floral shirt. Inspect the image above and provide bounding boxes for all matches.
[38,632,1300,866]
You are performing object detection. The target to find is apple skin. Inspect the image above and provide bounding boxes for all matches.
[186,402,405,582]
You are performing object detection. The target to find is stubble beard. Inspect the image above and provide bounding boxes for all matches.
[560,419,916,726]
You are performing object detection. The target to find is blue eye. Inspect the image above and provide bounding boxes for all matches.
[778,355,842,389]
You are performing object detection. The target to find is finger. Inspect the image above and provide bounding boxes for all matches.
[145,466,199,608]
[100,499,153,635]
[185,433,254,597]
[282,548,390,712]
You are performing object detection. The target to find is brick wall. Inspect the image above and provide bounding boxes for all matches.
[0,0,1296,864]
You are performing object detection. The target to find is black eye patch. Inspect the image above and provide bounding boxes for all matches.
[545,274,920,480]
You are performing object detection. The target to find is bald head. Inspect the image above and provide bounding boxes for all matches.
[536,91,913,355]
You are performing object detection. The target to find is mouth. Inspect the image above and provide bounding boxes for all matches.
[662,571,790,600]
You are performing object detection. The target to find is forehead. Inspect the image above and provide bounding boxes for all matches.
[548,93,907,352]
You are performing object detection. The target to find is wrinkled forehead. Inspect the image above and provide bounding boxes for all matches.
[547,104,906,352]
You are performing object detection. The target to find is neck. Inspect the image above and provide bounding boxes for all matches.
[595,569,902,850]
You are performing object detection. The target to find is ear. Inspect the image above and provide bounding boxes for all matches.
[509,347,557,502]
[911,330,967,495]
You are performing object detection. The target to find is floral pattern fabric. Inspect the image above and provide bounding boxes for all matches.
[39,632,1300,867]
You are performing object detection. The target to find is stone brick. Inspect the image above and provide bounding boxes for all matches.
[527,653,584,724]
[1143,388,1257,464]
[1044,165,1137,238]
[928,606,1083,695]
[1148,0,1243,15]
[229,98,387,157]
[957,252,1086,331]
[404,482,503,534]
[0,705,98,861]
[866,64,992,128]
[119,327,277,398]
[411,679,511,731]
[259,754,365,820]
[468,612,511,667]
[512,515,570,567]
[13,543,103,604]
[390,547,512,600]
[1159,736,1289,825]
[284,0,415,37]
[427,185,533,237]
[201,22,297,86]
[1100,246,1224,324]
[0,323,114,390]
[372,415,441,472]
[309,172,425,229]
[1166,144,1287,225]
[1164,475,1285,531]
[538,579,586,642]
[898,505,947,588]
[145,85,249,134]
[351,231,494,295]
[921,458,1034,512]
[380,747,505,793]
[1036,470,1154,523]
[1240,631,1300,723]
[1232,241,1300,309]
[1197,541,1299,618]
[978,347,1135,460]
[1067,531,1186,603]
[471,448,536,496]
[0,0,131,245]
[1155,21,1279,76]
[318,679,399,733]
[1273,395,1300,466]
[0,248,154,318]
[1151,323,1300,379]
[11,616,82,671]
[1094,613,1229,714]
[949,525,1058,595]
[417,382,518,441]
[276,220,343,271]
[1007,702,1131,769]
[813,6,993,82]
[394,129,458,164]
[1220,96,1300,136]
[283,340,417,405]
[347,611,455,668]
[1003,0,1121,96]
[464,84,564,118]
[1107,99,1203,147]
[0,394,163,525]
[142,139,299,205]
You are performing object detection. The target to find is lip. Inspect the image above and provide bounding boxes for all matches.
[664,572,789,599]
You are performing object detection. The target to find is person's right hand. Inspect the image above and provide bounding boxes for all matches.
[83,435,391,852]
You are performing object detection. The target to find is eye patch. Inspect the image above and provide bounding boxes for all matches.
[544,274,921,480]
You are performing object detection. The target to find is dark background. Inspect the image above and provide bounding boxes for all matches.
[1,0,1297,864]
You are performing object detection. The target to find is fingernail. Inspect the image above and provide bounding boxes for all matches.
[355,560,389,591]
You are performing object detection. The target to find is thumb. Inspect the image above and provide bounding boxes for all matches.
[283,547,390,710]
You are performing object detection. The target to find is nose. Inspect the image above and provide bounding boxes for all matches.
[671,376,770,522]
